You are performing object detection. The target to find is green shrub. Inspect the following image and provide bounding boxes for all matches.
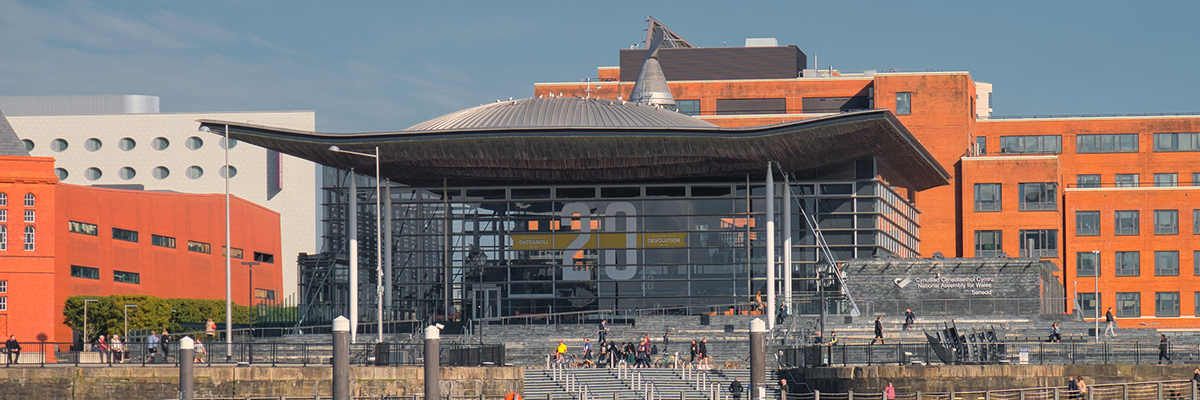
[64,295,251,341]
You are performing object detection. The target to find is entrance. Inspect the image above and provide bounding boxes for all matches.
[472,287,501,320]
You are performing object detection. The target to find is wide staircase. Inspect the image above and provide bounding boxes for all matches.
[524,365,778,400]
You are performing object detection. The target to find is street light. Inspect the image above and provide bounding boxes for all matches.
[329,145,383,343]
[241,261,261,333]
[201,123,235,362]
[124,304,138,340]
[83,299,98,350]
[1093,249,1101,343]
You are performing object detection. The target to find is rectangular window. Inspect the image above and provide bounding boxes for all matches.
[895,92,911,115]
[1195,209,1200,234]
[23,210,33,223]
[1115,174,1139,187]
[1115,251,1140,276]
[1018,183,1057,211]
[0,226,5,251]
[1193,173,1200,186]
[0,280,7,293]
[0,209,5,222]
[1116,292,1141,317]
[1195,293,1200,317]
[70,265,100,280]
[1156,292,1180,317]
[112,227,139,243]
[1154,173,1178,187]
[1078,292,1100,316]
[676,100,700,116]
[973,183,1001,211]
[0,297,5,311]
[1196,250,1200,276]
[1000,135,1062,154]
[1154,210,1178,235]
[1077,251,1098,277]
[68,221,98,236]
[976,136,987,155]
[254,288,276,300]
[1076,211,1100,236]
[974,230,1002,258]
[715,98,785,115]
[1115,210,1139,235]
[187,241,211,254]
[1156,251,1180,276]
[222,247,244,259]
[1076,174,1101,188]
[1019,229,1057,258]
[253,252,275,264]
[1153,132,1200,152]
[1077,133,1139,153]
[113,270,140,284]
[151,234,176,248]
[24,226,34,251]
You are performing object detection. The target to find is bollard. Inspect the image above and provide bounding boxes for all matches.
[813,391,819,400]
[1192,380,1197,400]
[1053,388,1059,400]
[425,324,442,400]
[750,319,766,400]
[847,389,853,400]
[179,337,195,400]
[333,316,350,400]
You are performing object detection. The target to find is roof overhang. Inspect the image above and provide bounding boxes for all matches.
[197,109,950,190]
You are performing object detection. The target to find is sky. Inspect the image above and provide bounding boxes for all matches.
[2,0,1199,132]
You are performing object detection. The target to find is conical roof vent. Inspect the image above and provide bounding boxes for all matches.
[628,25,677,111]
[0,109,30,157]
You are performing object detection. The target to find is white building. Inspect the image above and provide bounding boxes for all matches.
[4,96,317,300]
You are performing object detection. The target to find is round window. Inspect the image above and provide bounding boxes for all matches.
[118,138,137,151]
[84,167,103,181]
[118,167,137,180]
[220,137,238,149]
[186,166,204,179]
[185,136,204,150]
[85,138,103,152]
[219,165,238,178]
[50,139,68,152]
[151,137,170,151]
[54,168,68,180]
[152,166,170,180]
[22,139,34,151]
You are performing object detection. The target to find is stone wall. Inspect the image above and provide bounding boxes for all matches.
[842,258,1063,316]
[0,366,523,400]
[796,364,1197,393]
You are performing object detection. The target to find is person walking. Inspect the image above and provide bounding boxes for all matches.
[160,330,171,363]
[1049,322,1061,343]
[193,337,206,363]
[1066,377,1078,399]
[147,331,160,363]
[903,309,916,331]
[555,340,567,361]
[662,331,670,352]
[206,318,217,340]
[689,340,698,363]
[777,303,789,324]
[698,338,710,369]
[871,316,886,345]
[1075,376,1088,400]
[1104,307,1117,337]
[884,382,896,400]
[598,320,609,344]
[729,378,744,400]
[5,335,20,364]
[1159,334,1171,364]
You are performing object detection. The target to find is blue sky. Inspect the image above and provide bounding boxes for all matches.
[2,0,1198,131]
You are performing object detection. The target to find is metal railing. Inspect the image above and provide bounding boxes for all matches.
[783,379,1197,400]
[2,341,503,367]
[859,297,1065,317]
[782,341,1200,367]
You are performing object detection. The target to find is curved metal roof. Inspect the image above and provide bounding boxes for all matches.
[404,97,716,131]
[197,109,949,190]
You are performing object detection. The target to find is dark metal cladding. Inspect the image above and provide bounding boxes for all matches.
[0,110,31,157]
[619,46,807,82]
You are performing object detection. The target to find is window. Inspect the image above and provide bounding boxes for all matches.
[0,280,5,293]
[151,137,170,150]
[1115,174,1139,187]
[0,209,5,222]
[976,136,987,155]
[1076,134,1138,153]
[1019,229,1057,258]
[54,169,68,180]
[974,230,1002,258]
[1000,135,1062,154]
[85,167,102,181]
[219,166,237,179]
[113,270,140,284]
[0,297,5,311]
[69,221,98,236]
[1078,293,1100,316]
[1156,251,1179,276]
[1156,292,1180,317]
[1115,210,1139,235]
[24,193,34,207]
[50,138,68,152]
[1077,251,1098,277]
[1194,173,1200,186]
[222,246,244,259]
[185,136,204,150]
[254,288,276,300]
[0,192,6,205]
[1195,209,1200,234]
[1154,173,1178,187]
[253,252,275,264]
[186,166,204,179]
[895,92,911,115]
[1115,251,1140,276]
[1195,293,1200,317]
[23,210,33,223]
[1196,251,1200,276]
[1116,292,1141,317]
[974,183,1001,211]
[1076,211,1100,236]
[152,235,176,248]
[1154,210,1178,235]
[23,226,34,251]
[118,138,136,151]
[70,265,100,280]
[118,167,136,180]
[1153,132,1200,152]
[188,241,211,254]
[220,137,238,150]
[84,138,102,152]
[152,166,170,180]
[0,225,6,251]
[112,227,139,243]
[1018,183,1057,211]
[21,139,32,151]
[1076,174,1101,188]
[677,100,700,116]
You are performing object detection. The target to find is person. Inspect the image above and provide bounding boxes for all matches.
[1066,376,1078,399]
[194,337,206,363]
[753,291,763,312]
[662,332,670,352]
[556,340,567,361]
[1159,334,1171,364]
[206,318,217,340]
[1049,322,1061,343]
[5,335,20,364]
[160,330,171,363]
[778,303,790,324]
[147,331,160,363]
[698,338,709,369]
[96,335,108,364]
[871,316,886,345]
[689,340,698,362]
[903,309,916,331]
[884,382,896,400]
[598,320,609,344]
[729,378,744,400]
[780,379,789,395]
[110,334,124,363]
[1104,307,1117,337]
[582,338,592,360]
[1193,368,1199,383]
[829,331,839,345]
[1075,376,1088,400]
[812,331,824,345]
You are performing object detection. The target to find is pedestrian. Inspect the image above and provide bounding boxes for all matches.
[698,338,710,369]
[884,382,896,400]
[1066,376,1078,399]
[780,378,789,395]
[663,331,670,352]
[1075,376,1088,400]
[1104,307,1117,337]
[829,331,839,345]
[110,334,124,363]
[754,291,763,312]
[160,330,171,362]
[4,335,20,364]
[1159,334,1171,364]
[1193,368,1199,383]
[689,340,698,362]
[147,331,160,363]
[871,316,886,345]
[206,318,217,340]
[903,309,916,331]
[97,335,108,363]
[556,340,567,361]
[812,330,824,344]
[729,378,744,400]
[583,338,592,359]
[598,320,609,344]
[778,303,789,324]
[193,337,206,363]
[1049,322,1061,343]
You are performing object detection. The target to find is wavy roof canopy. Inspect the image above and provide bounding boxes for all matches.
[198,99,948,190]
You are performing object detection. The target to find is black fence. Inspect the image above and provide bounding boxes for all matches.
[781,341,1198,367]
[1,341,504,367]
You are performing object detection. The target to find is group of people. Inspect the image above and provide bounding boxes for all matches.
[554,320,714,369]
[90,329,207,364]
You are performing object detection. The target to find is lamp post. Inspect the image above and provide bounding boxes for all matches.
[83,299,98,350]
[1093,249,1100,342]
[330,145,383,343]
[241,262,261,333]
[200,124,235,362]
[124,304,138,340]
